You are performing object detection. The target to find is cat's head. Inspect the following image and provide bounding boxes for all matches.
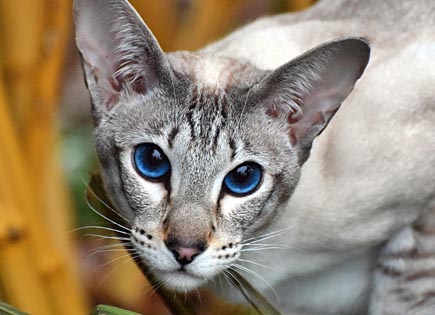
[74,0,370,291]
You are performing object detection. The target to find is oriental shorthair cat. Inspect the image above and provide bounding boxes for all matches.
[74,0,435,314]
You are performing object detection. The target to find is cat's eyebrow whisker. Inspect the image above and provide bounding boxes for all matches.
[85,196,131,232]
[230,263,282,309]
[81,175,131,225]
[237,88,250,130]
[70,225,131,236]
[237,73,269,130]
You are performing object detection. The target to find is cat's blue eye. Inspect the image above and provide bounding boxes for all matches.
[133,143,170,181]
[224,162,262,196]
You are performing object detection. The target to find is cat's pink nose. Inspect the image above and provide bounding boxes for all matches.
[165,240,205,265]
[177,247,199,262]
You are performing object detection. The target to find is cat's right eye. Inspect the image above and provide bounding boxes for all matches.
[133,143,171,181]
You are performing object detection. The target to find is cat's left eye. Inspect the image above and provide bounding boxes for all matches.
[133,143,171,181]
[223,162,262,196]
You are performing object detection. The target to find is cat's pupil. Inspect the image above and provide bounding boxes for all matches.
[234,166,252,183]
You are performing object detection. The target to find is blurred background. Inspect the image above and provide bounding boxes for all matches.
[0,1,315,314]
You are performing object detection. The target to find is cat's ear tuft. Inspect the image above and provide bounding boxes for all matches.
[74,0,173,122]
[256,38,370,164]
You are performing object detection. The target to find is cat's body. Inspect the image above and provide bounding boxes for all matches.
[74,0,435,314]
[200,1,435,313]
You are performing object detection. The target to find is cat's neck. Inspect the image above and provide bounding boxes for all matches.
[236,246,377,314]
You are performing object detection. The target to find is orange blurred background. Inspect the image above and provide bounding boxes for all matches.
[0,1,315,314]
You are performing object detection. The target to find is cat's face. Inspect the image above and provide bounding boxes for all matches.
[93,69,300,289]
[75,0,369,290]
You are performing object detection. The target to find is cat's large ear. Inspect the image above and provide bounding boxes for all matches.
[74,0,173,123]
[254,38,370,164]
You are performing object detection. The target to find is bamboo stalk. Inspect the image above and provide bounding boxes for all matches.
[0,73,53,315]
[29,2,89,312]
[129,0,178,51]
[0,0,88,314]
[0,0,45,128]
[288,0,316,11]
[174,0,243,50]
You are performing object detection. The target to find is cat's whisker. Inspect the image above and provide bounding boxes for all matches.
[88,244,133,258]
[88,241,132,253]
[85,197,131,232]
[221,271,233,291]
[242,242,304,253]
[242,242,292,248]
[241,246,290,252]
[84,233,131,242]
[224,270,246,294]
[96,253,141,289]
[242,225,293,244]
[88,246,135,259]
[71,225,131,236]
[224,269,255,308]
[193,288,202,304]
[96,252,139,271]
[242,232,290,246]
[237,258,279,272]
[146,279,167,297]
[82,175,131,225]
[230,263,282,309]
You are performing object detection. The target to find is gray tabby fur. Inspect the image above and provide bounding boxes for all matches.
[74,0,435,314]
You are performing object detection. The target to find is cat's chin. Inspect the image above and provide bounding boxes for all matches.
[156,269,208,291]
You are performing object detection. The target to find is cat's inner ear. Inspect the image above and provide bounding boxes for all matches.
[256,38,370,164]
[74,0,172,119]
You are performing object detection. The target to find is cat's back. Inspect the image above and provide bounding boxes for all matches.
[203,0,435,70]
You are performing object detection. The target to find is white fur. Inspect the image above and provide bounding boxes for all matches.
[203,2,435,314]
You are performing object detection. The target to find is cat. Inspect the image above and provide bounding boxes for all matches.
[74,0,435,314]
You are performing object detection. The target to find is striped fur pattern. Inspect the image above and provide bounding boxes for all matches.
[371,202,435,315]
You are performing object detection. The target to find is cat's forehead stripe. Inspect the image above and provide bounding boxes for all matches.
[162,82,233,159]
[167,126,179,149]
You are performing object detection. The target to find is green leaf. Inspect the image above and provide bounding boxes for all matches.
[0,302,29,315]
[90,305,143,315]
